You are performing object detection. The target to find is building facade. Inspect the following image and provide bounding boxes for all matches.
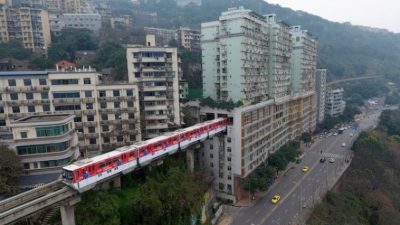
[290,25,318,93]
[266,14,292,100]
[316,69,327,123]
[63,13,101,32]
[0,69,141,156]
[111,15,133,29]
[177,26,201,51]
[126,35,181,139]
[202,7,269,105]
[7,114,80,175]
[144,27,177,45]
[0,6,51,52]
[200,7,317,202]
[325,88,345,117]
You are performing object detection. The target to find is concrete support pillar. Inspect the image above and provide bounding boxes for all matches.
[60,205,76,225]
[113,176,121,189]
[186,147,194,172]
[60,196,81,225]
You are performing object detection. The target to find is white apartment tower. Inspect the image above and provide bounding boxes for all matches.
[316,69,327,123]
[202,7,269,105]
[126,35,181,139]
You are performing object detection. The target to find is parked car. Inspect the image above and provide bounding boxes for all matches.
[329,158,335,163]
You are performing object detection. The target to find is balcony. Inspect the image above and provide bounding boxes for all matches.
[145,114,168,120]
[144,104,167,111]
[82,98,95,103]
[53,98,81,104]
[143,95,167,101]
[143,86,167,92]
[83,121,97,126]
[145,123,168,130]
[84,133,98,138]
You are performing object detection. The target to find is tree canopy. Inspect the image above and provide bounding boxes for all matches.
[0,145,22,195]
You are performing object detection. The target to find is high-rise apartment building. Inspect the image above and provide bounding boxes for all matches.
[0,6,51,52]
[126,35,181,139]
[0,69,141,157]
[325,88,346,117]
[266,14,292,100]
[177,26,201,51]
[7,114,80,176]
[63,13,101,32]
[200,7,317,202]
[316,69,327,123]
[202,7,269,105]
[290,25,318,93]
[63,0,85,13]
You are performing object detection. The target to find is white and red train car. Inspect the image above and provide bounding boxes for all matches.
[62,118,228,192]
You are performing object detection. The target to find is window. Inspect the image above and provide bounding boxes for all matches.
[103,137,110,143]
[99,91,106,97]
[227,137,231,143]
[100,102,107,109]
[113,90,120,97]
[117,136,123,142]
[74,117,82,122]
[43,105,50,112]
[10,93,18,100]
[26,93,33,100]
[114,102,120,108]
[0,94,2,100]
[36,124,69,137]
[126,89,133,96]
[210,154,213,159]
[0,107,3,113]
[227,147,231,152]
[127,101,134,107]
[12,106,20,113]
[0,120,6,126]
[8,79,17,86]
[101,114,108,120]
[227,166,231,171]
[88,127,95,133]
[53,92,80,98]
[24,163,30,169]
[128,113,135,119]
[86,103,93,110]
[218,183,224,190]
[41,92,48,99]
[210,162,213,168]
[115,113,121,120]
[20,131,28,138]
[87,115,94,121]
[227,175,232,180]
[130,135,136,141]
[209,144,213,150]
[39,78,47,85]
[227,157,231,162]
[24,79,31,86]
[51,79,79,85]
[28,105,35,112]
[83,78,91,84]
[85,91,92,97]
[89,138,96,145]
[102,125,109,132]
[54,105,81,111]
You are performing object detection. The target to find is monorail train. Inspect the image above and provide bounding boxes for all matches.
[62,118,228,192]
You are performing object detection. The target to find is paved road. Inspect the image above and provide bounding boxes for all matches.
[230,109,382,225]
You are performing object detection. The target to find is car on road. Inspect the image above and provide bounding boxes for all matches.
[271,195,281,204]
[302,166,309,172]
[320,157,326,163]
[349,133,354,137]
[333,132,338,136]
[329,158,335,163]
[341,142,346,147]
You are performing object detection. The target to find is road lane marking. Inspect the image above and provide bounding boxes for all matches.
[257,135,343,225]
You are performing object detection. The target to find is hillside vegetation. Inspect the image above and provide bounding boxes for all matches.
[133,0,400,80]
[307,110,400,225]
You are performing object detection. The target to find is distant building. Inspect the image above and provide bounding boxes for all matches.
[126,35,181,139]
[55,60,76,70]
[316,69,327,123]
[0,58,32,71]
[177,27,200,51]
[6,114,80,176]
[74,50,97,64]
[175,0,201,7]
[0,0,12,6]
[63,13,101,32]
[63,0,85,13]
[0,6,52,52]
[49,13,64,36]
[325,88,345,117]
[179,80,189,101]
[144,27,177,45]
[111,15,133,29]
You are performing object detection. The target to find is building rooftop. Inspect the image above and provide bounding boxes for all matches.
[13,114,74,124]
[0,71,48,76]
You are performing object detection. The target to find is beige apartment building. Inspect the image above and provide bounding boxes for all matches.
[0,69,141,156]
[177,27,201,51]
[0,6,51,52]
[8,114,80,175]
[126,35,181,139]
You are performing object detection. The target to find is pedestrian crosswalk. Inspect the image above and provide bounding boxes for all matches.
[321,152,344,159]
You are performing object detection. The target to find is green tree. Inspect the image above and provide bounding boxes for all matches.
[182,108,196,127]
[268,152,288,172]
[301,132,312,143]
[76,191,120,225]
[0,145,22,195]
[94,42,127,80]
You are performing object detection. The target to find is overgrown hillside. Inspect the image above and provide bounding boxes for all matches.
[129,0,400,80]
[307,110,400,225]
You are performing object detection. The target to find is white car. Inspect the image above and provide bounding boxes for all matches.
[329,158,335,163]
[341,142,346,147]
[333,133,338,136]
[349,133,354,137]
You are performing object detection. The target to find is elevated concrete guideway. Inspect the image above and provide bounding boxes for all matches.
[326,75,384,86]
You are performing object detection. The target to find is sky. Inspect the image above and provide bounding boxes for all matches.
[265,0,400,33]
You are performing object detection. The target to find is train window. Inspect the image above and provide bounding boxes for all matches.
[100,162,106,168]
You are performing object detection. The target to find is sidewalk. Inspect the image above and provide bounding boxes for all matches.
[216,214,232,225]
